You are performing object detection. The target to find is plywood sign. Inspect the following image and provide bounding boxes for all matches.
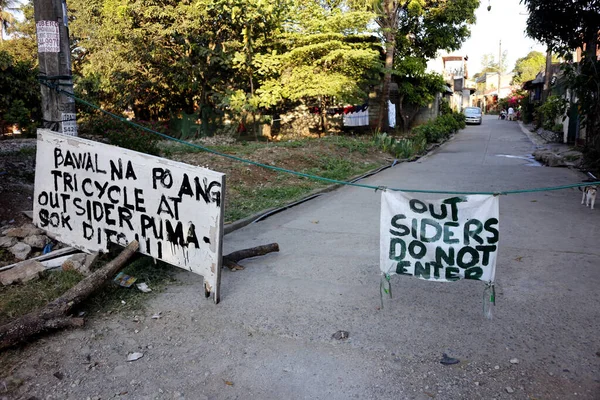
[33,130,225,302]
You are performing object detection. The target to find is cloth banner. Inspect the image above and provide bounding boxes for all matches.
[380,191,499,283]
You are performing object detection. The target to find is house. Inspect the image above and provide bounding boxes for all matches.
[473,72,515,113]
[427,55,476,112]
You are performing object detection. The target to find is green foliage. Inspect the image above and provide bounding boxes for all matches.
[373,109,465,159]
[411,112,464,143]
[78,113,168,155]
[0,50,40,135]
[0,1,36,63]
[522,0,600,57]
[536,95,567,131]
[83,255,177,313]
[512,51,547,85]
[389,0,478,130]
[521,96,535,124]
[373,129,427,160]
[522,0,600,167]
[439,99,452,115]
[0,269,84,325]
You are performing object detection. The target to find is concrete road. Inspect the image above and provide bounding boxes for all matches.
[11,116,600,399]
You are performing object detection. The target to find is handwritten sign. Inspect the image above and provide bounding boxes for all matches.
[380,191,499,283]
[33,130,225,301]
[36,21,60,53]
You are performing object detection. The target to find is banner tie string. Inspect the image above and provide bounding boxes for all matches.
[39,81,600,196]
[483,282,496,319]
[380,273,392,309]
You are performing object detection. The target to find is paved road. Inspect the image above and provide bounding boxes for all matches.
[12,116,600,399]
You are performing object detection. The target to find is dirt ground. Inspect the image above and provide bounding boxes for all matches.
[0,139,36,229]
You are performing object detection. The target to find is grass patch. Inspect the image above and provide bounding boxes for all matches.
[18,147,36,156]
[225,156,379,222]
[303,155,378,181]
[226,183,315,222]
[0,254,178,327]
[164,138,308,156]
[0,269,85,326]
[322,135,376,155]
[81,254,177,314]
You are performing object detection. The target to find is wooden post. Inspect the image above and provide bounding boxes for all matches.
[33,0,77,136]
[542,48,553,103]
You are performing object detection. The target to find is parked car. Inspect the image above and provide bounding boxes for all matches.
[463,107,482,125]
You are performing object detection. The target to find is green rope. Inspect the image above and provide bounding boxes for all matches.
[41,80,600,196]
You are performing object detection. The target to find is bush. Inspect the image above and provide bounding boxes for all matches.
[452,112,466,129]
[374,111,464,159]
[552,123,564,133]
[78,114,169,156]
[536,95,567,130]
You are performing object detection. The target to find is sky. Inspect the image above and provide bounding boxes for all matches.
[458,0,546,75]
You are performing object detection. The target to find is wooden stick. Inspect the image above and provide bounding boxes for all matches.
[0,241,139,351]
[223,243,279,265]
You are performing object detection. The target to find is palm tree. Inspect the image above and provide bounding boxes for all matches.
[0,0,17,43]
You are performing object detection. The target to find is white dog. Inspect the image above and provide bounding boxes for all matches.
[581,185,597,210]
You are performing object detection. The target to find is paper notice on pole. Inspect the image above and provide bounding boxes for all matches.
[61,113,77,136]
[36,21,60,53]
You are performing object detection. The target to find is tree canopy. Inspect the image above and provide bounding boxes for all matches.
[511,51,556,85]
[3,0,480,136]
[0,50,40,135]
[522,0,600,56]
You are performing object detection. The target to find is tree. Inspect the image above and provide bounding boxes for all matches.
[511,51,546,85]
[0,0,16,42]
[67,0,287,121]
[392,0,479,132]
[0,50,41,135]
[0,1,37,63]
[522,0,600,166]
[522,0,599,57]
[253,0,382,133]
[479,51,508,75]
[350,0,478,132]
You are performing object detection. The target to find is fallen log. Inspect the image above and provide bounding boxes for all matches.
[0,241,139,351]
[0,241,279,350]
[222,243,279,270]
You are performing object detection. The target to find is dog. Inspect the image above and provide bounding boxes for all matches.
[581,185,597,209]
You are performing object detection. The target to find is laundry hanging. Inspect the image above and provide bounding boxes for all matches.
[388,100,396,128]
[343,105,369,127]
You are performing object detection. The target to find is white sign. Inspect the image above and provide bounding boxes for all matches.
[33,130,225,301]
[36,21,60,53]
[380,191,499,283]
[61,113,77,136]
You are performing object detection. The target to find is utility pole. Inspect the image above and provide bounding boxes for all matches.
[542,47,553,103]
[34,0,77,136]
[497,40,502,102]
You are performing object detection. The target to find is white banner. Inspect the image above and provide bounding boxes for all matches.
[33,130,225,301]
[380,191,499,283]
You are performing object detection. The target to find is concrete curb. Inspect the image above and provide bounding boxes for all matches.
[223,131,460,235]
[518,121,548,147]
